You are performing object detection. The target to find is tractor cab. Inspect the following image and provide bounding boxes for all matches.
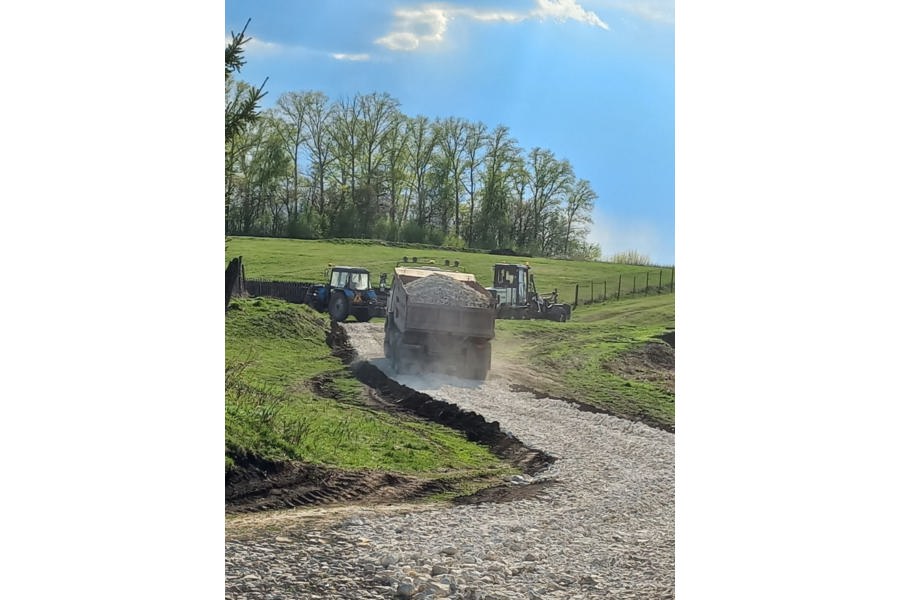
[329,266,370,291]
[488,262,571,322]
[491,263,530,308]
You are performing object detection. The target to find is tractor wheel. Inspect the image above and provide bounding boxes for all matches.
[354,307,372,322]
[548,306,567,322]
[328,292,350,322]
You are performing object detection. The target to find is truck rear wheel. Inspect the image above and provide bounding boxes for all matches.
[393,343,410,374]
[467,342,491,380]
[388,329,403,372]
[329,292,350,322]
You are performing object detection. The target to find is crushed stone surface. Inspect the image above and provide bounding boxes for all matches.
[226,323,674,599]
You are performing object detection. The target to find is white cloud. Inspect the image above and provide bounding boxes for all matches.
[586,0,673,24]
[376,6,451,50]
[226,33,357,61]
[245,37,285,56]
[533,0,609,30]
[224,34,286,57]
[377,31,426,51]
[376,0,608,52]
[331,52,371,61]
[457,8,524,23]
[587,209,673,265]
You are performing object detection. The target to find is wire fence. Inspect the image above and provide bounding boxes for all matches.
[228,257,674,314]
[244,278,316,304]
[562,269,675,307]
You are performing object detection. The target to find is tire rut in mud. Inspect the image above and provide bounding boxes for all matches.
[226,461,450,515]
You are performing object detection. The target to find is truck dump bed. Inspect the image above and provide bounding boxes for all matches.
[390,268,495,339]
[384,267,496,379]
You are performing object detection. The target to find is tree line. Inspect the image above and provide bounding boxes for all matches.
[226,60,599,260]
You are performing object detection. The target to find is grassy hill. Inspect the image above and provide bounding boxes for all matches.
[494,294,675,430]
[226,236,673,306]
[226,297,514,484]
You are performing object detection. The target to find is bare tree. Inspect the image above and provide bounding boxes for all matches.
[527,148,574,253]
[302,92,335,224]
[273,92,317,223]
[478,125,520,248]
[436,117,467,239]
[358,92,401,189]
[330,95,363,221]
[462,121,487,245]
[406,115,438,227]
[562,178,597,255]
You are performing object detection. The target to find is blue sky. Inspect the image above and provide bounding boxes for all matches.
[225,0,674,264]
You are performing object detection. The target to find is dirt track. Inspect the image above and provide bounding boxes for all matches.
[226,322,675,599]
[226,322,556,513]
[225,322,675,514]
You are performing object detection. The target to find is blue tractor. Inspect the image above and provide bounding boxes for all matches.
[304,266,385,322]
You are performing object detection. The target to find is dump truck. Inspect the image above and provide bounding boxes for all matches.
[383,266,496,380]
[487,262,571,322]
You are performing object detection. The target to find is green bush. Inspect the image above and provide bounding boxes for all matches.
[399,221,427,243]
[286,213,321,239]
[372,217,400,242]
[609,250,652,266]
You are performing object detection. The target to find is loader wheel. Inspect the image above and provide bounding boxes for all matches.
[548,306,567,322]
[354,307,372,322]
[329,293,350,322]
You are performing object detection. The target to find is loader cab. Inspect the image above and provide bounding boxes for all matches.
[329,266,371,291]
[492,263,529,306]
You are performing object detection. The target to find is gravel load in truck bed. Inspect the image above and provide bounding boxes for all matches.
[404,273,492,308]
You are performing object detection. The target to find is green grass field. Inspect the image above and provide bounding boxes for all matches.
[227,235,676,431]
[226,297,514,481]
[494,294,675,430]
[225,236,673,306]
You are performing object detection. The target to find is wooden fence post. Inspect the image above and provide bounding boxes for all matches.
[632,275,636,295]
[671,267,675,292]
[658,270,663,291]
[225,258,238,310]
[617,274,622,300]
[603,280,607,301]
[591,281,594,303]
[574,284,579,307]
[238,256,245,296]
[645,272,650,295]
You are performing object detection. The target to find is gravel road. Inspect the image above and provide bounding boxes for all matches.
[226,323,674,600]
